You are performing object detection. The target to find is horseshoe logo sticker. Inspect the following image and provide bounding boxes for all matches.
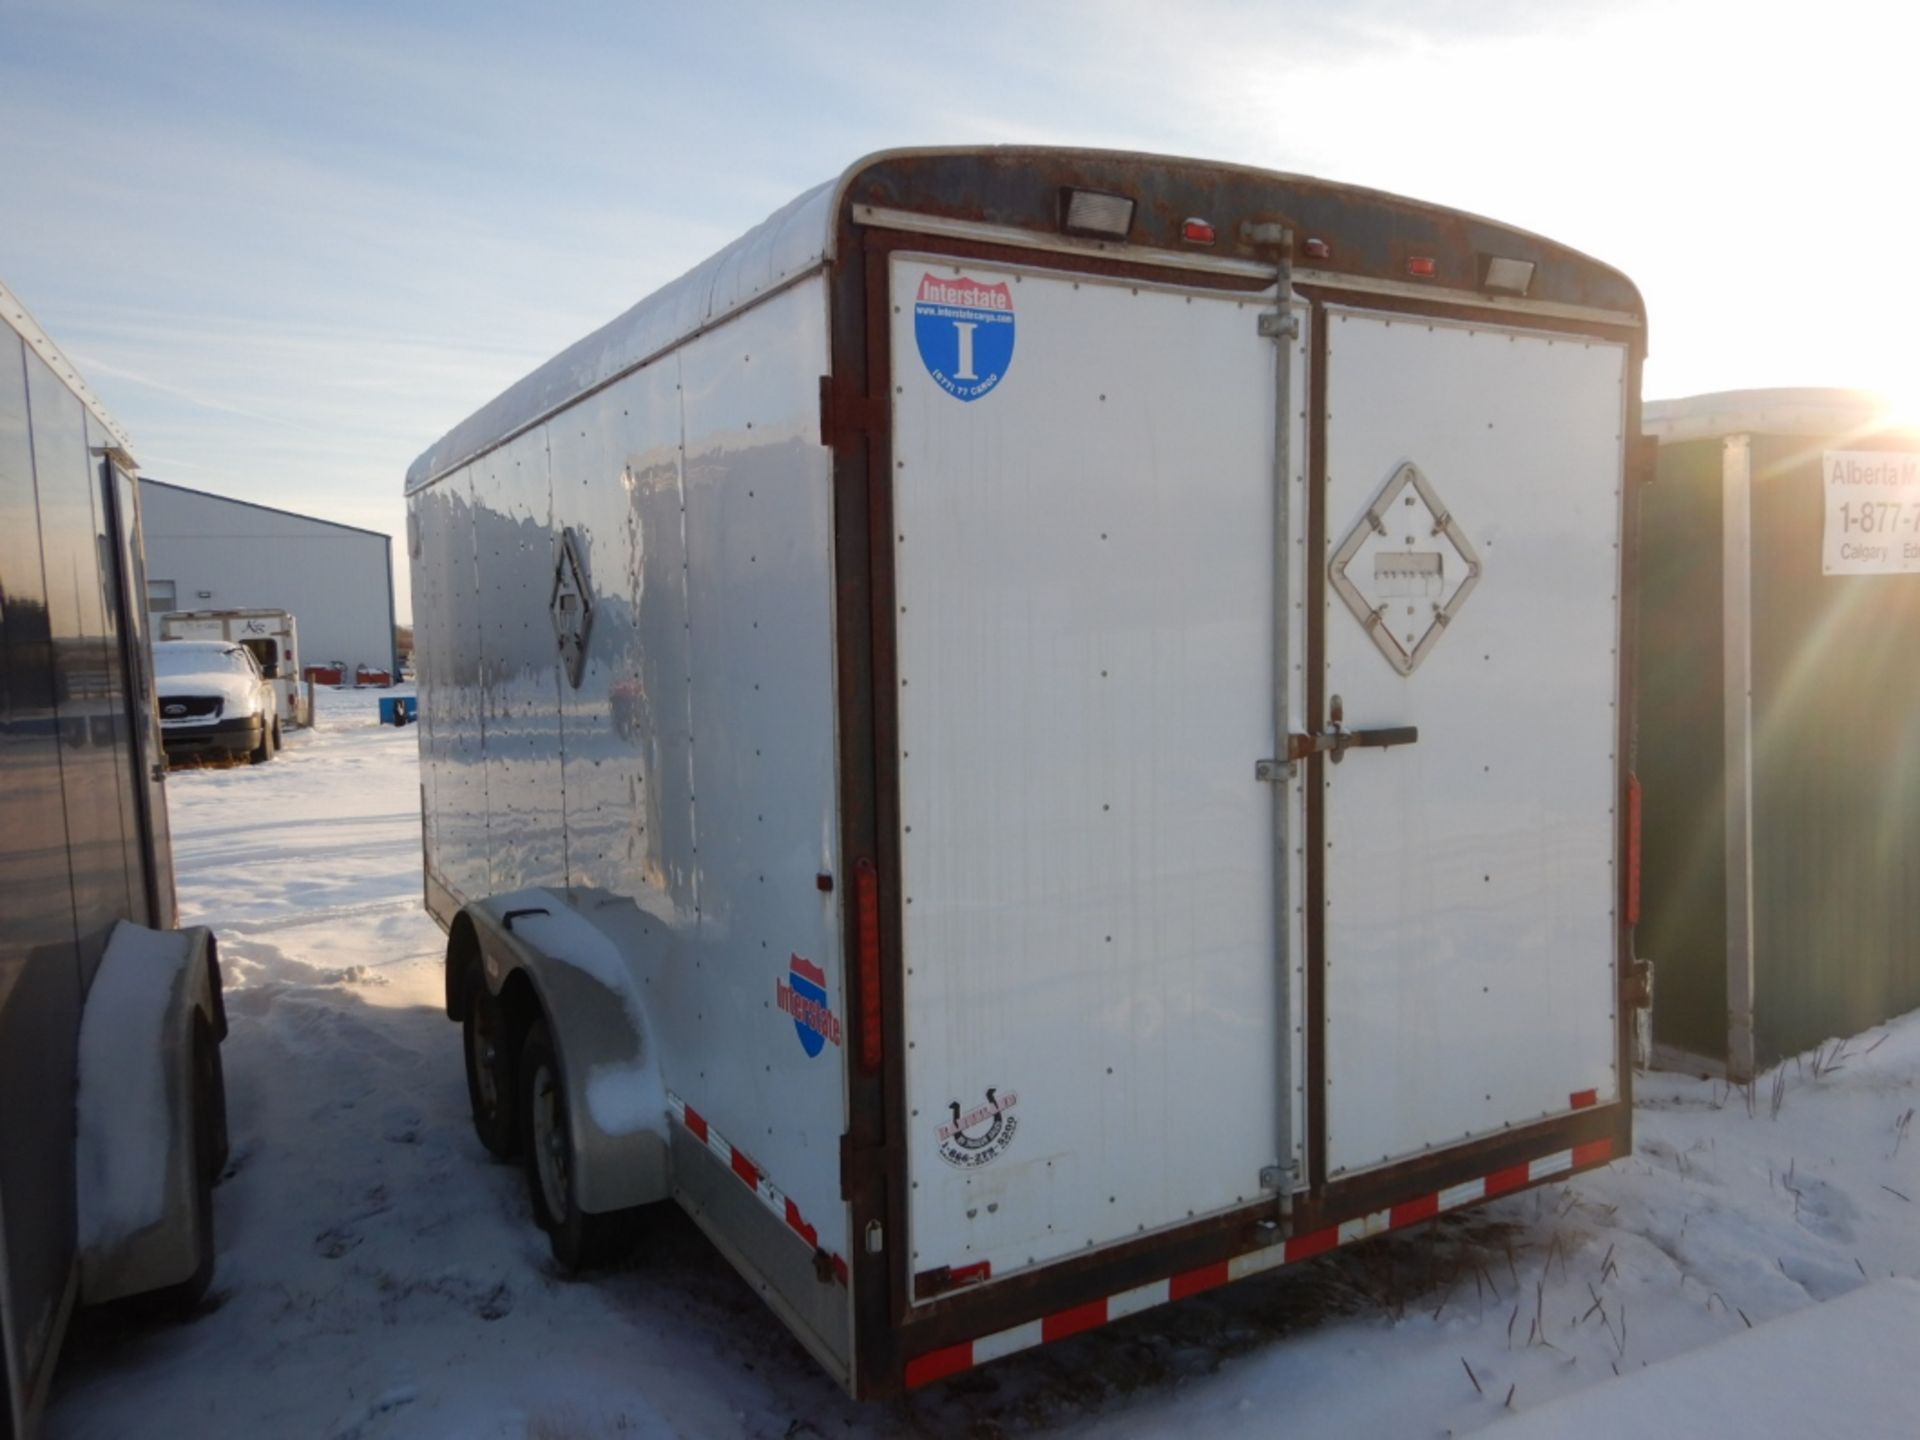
[935,1087,1019,1169]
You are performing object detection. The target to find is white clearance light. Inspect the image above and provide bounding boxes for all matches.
[1063,188,1135,239]
[1482,255,1536,296]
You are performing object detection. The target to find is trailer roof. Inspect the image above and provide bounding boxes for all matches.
[1,277,137,463]
[1644,388,1914,443]
[405,176,837,493]
[407,146,1645,493]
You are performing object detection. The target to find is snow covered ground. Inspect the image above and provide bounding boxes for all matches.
[43,688,1920,1438]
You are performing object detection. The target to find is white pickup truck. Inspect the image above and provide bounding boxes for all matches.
[153,638,281,764]
[160,608,307,726]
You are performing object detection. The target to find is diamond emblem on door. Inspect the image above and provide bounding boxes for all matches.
[550,525,593,688]
[1329,461,1481,675]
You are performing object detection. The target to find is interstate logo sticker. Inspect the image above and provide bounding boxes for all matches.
[913,273,1016,401]
[777,954,841,1058]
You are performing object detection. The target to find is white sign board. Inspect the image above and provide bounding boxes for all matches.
[1823,450,1920,575]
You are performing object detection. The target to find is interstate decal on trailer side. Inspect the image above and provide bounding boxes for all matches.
[778,954,841,1057]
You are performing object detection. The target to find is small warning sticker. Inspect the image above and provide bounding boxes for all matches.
[913,274,1016,401]
[934,1087,1019,1168]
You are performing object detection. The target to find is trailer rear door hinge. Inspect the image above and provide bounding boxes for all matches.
[819,376,886,451]
[839,1132,887,1202]
[1626,957,1654,1010]
[914,1259,992,1300]
[1629,433,1659,488]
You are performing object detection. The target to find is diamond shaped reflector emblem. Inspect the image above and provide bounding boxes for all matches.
[551,525,593,688]
[1329,462,1481,675]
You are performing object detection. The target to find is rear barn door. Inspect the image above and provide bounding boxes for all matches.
[1318,308,1626,1177]
[888,254,1308,1292]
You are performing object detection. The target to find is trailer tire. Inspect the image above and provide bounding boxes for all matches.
[518,1018,640,1272]
[151,1017,220,1313]
[463,983,518,1160]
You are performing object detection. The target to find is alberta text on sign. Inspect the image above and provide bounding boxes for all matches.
[1823,450,1920,575]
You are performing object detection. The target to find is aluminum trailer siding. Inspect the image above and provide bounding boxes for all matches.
[1,280,226,1439]
[407,147,1646,1399]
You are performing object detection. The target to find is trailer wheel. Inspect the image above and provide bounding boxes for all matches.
[518,1018,640,1272]
[463,984,518,1159]
[150,1017,220,1312]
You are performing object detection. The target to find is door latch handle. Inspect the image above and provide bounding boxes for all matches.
[1286,724,1418,764]
[1258,693,1417,778]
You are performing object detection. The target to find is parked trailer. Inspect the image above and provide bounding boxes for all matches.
[406,148,1646,1397]
[160,607,308,726]
[0,280,229,1439]
[1638,389,1920,1078]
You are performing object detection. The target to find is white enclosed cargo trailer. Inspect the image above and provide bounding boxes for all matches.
[1,278,230,1440]
[406,148,1648,1397]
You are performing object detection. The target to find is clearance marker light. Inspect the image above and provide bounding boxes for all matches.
[1407,256,1438,278]
[1181,217,1216,245]
[1481,254,1537,296]
[1303,237,1331,259]
[1062,188,1136,239]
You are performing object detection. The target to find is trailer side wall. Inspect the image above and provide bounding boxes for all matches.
[1,318,163,1440]
[411,277,852,1362]
[1748,433,1920,1062]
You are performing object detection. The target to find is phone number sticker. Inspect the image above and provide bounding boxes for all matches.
[1823,450,1920,575]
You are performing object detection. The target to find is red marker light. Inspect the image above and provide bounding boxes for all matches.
[1407,256,1438,278]
[1303,237,1331,260]
[1181,218,1216,245]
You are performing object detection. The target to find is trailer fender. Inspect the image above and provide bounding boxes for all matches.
[459,891,672,1212]
[75,920,225,1305]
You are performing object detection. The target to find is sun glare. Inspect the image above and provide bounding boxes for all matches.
[1882,381,1920,430]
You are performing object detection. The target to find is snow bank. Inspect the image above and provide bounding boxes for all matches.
[1494,1278,1920,1439]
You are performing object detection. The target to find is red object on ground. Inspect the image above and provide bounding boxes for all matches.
[303,663,345,685]
[354,666,392,688]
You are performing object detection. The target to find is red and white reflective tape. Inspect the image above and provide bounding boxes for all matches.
[905,1135,1614,1388]
[667,1092,849,1286]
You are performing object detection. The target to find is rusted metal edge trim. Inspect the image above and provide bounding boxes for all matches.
[849,208,1641,328]
[852,204,1275,281]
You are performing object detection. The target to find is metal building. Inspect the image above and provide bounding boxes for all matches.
[1639,389,1920,1078]
[139,478,398,679]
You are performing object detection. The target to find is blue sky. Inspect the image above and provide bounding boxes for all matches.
[3,0,1911,618]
